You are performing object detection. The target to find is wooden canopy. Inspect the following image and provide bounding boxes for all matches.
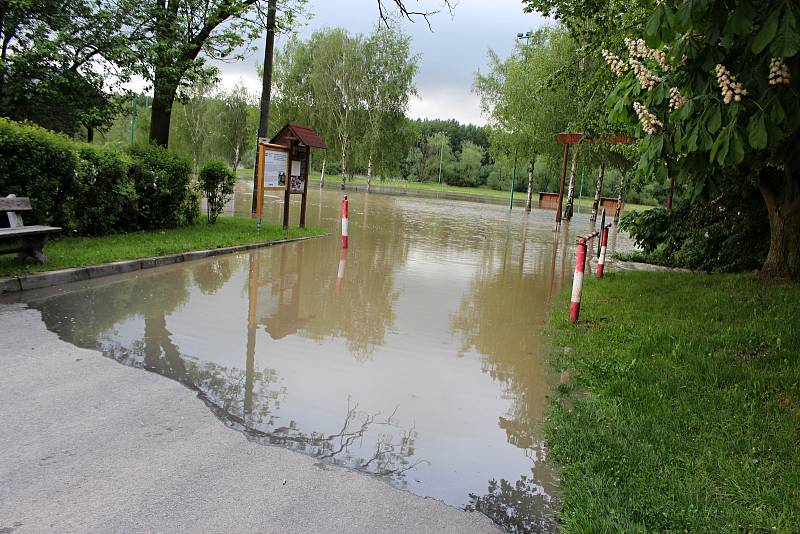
[270,123,328,149]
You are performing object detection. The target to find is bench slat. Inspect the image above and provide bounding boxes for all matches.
[0,226,61,238]
[0,197,33,211]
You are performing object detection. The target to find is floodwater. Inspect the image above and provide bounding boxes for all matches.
[8,185,631,533]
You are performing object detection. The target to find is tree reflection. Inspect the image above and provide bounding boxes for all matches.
[466,470,558,534]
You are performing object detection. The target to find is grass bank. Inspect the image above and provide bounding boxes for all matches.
[0,217,325,278]
[547,271,799,531]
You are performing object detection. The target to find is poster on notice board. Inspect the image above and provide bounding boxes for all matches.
[264,148,288,188]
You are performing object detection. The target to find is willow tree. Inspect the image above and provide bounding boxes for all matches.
[474,28,588,211]
[363,27,418,187]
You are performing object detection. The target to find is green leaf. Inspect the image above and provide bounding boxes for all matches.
[730,131,745,164]
[707,105,721,134]
[747,114,768,149]
[771,8,800,57]
[646,8,664,41]
[752,7,781,54]
[730,1,755,35]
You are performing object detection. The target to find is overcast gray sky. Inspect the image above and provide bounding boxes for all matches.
[211,0,549,125]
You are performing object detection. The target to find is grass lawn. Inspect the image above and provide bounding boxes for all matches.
[547,271,800,532]
[0,217,325,278]
[236,169,655,213]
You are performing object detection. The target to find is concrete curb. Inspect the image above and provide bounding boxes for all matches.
[0,233,328,295]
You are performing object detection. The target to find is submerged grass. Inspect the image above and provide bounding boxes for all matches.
[547,271,800,532]
[0,217,325,277]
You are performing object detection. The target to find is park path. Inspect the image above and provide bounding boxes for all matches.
[0,304,498,533]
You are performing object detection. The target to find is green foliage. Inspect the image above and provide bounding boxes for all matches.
[73,146,138,235]
[619,188,769,272]
[548,271,800,531]
[0,118,77,229]
[197,161,236,224]
[127,144,198,229]
[0,119,198,235]
[0,1,136,136]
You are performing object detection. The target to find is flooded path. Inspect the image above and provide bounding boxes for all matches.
[6,188,631,532]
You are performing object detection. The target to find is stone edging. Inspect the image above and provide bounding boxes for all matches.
[0,233,329,294]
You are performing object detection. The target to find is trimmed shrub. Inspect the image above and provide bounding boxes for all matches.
[127,144,198,229]
[197,161,235,224]
[0,118,199,235]
[0,118,77,229]
[73,146,138,235]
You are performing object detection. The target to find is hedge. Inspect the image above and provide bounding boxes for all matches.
[0,118,198,235]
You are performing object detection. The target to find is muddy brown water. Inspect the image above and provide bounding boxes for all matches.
[7,187,632,533]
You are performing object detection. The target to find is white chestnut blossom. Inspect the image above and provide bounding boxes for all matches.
[624,37,669,70]
[630,58,662,91]
[669,87,687,111]
[768,57,790,85]
[602,49,628,77]
[715,64,747,104]
[634,101,663,134]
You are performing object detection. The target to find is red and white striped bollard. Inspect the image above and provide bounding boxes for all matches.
[597,226,609,278]
[336,248,347,295]
[341,195,349,248]
[569,238,587,323]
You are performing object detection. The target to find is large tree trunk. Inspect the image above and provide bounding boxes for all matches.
[759,170,800,279]
[149,69,177,147]
[565,149,578,220]
[590,163,605,222]
[525,160,534,212]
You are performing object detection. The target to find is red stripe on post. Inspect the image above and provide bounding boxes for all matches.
[597,227,609,278]
[569,238,587,323]
[341,195,349,249]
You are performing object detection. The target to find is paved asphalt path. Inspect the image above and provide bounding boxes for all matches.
[0,304,499,534]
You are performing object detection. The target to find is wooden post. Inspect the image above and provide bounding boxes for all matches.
[300,149,309,228]
[282,143,292,230]
[556,142,570,226]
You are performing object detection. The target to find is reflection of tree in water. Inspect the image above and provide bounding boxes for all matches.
[32,258,422,482]
[449,236,561,532]
[466,470,557,534]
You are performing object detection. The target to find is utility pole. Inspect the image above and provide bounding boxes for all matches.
[251,0,278,213]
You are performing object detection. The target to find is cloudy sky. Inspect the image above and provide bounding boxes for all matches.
[211,0,549,126]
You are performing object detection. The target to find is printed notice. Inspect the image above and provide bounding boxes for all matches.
[264,148,288,188]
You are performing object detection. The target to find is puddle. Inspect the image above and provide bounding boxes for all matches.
[7,187,633,532]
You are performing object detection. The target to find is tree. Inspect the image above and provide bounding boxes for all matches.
[474,28,588,210]
[119,0,307,147]
[363,26,418,188]
[309,29,367,187]
[0,1,137,137]
[455,140,486,187]
[219,82,255,170]
[177,79,218,175]
[601,0,799,278]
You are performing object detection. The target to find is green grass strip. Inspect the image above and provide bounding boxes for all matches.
[547,271,800,532]
[0,217,325,277]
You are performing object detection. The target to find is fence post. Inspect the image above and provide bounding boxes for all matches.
[597,226,609,278]
[341,195,349,249]
[569,238,587,323]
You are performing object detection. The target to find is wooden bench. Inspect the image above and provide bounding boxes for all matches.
[0,195,61,263]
